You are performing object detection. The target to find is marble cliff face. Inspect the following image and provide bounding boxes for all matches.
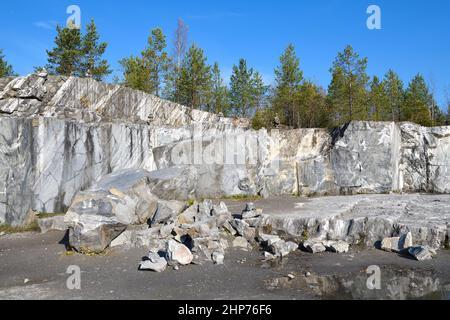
[1,72,450,225]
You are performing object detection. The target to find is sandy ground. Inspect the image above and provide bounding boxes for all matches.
[0,230,449,300]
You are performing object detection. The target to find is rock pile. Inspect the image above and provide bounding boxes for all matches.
[380,232,438,261]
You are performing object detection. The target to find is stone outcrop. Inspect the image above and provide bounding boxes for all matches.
[2,72,450,228]
[0,73,248,226]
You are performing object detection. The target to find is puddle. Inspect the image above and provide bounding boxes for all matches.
[265,267,450,300]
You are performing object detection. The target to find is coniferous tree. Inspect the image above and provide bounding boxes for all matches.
[176,44,212,109]
[382,70,405,122]
[272,44,303,126]
[252,71,268,111]
[368,76,388,121]
[46,21,110,79]
[80,19,111,81]
[120,28,170,96]
[45,25,82,76]
[229,59,265,118]
[328,45,369,125]
[297,81,329,128]
[0,49,15,77]
[403,74,432,126]
[207,62,229,115]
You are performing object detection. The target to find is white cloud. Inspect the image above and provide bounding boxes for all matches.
[33,20,58,30]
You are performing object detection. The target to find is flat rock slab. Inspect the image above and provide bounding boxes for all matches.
[225,194,450,249]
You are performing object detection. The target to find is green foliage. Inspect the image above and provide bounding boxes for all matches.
[403,74,432,126]
[206,62,230,115]
[46,20,110,80]
[272,44,303,126]
[46,26,82,76]
[368,76,388,121]
[176,44,212,108]
[120,28,170,95]
[252,107,276,130]
[0,49,15,77]
[382,70,405,122]
[229,59,266,118]
[328,45,369,126]
[80,19,111,81]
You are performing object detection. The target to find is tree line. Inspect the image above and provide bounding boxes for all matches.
[1,18,449,128]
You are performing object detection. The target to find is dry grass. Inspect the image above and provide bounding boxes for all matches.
[0,221,40,234]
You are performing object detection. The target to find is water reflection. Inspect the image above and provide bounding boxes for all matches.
[265,267,450,300]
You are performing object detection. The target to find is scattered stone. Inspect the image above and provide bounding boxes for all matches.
[270,240,298,257]
[408,246,433,261]
[24,279,30,284]
[303,241,326,254]
[259,233,281,246]
[381,237,401,253]
[222,221,237,236]
[232,236,250,250]
[399,232,413,250]
[323,240,350,253]
[173,265,180,271]
[152,200,186,226]
[166,240,193,266]
[381,232,413,253]
[212,252,224,265]
[139,253,167,272]
[263,251,277,260]
[287,274,296,280]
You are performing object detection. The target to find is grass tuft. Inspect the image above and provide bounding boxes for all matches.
[0,221,40,234]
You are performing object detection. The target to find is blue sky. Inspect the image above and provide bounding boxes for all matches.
[1,0,449,106]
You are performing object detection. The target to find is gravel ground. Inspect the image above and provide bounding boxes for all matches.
[0,231,448,300]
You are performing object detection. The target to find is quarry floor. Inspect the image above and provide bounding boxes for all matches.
[0,194,449,300]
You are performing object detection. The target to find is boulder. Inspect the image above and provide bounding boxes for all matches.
[68,215,127,253]
[408,246,434,261]
[212,252,225,265]
[152,200,186,226]
[323,240,350,253]
[166,240,193,265]
[147,166,199,201]
[139,253,168,272]
[232,236,250,250]
[65,170,159,225]
[64,170,162,252]
[269,240,298,257]
[259,233,282,246]
[381,232,413,253]
[303,240,326,254]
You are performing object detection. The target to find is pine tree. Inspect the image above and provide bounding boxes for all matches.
[45,25,82,76]
[120,28,170,96]
[0,49,15,77]
[328,45,369,125]
[273,44,303,126]
[46,21,110,79]
[403,74,432,126]
[382,70,405,122]
[80,19,111,81]
[229,59,262,118]
[177,44,212,109]
[297,81,329,128]
[252,71,268,111]
[368,76,388,121]
[119,56,149,92]
[207,62,229,115]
